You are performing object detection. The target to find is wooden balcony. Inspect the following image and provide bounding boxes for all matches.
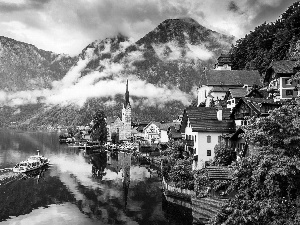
[183,139,194,146]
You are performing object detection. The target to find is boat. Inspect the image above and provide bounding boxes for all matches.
[13,150,50,173]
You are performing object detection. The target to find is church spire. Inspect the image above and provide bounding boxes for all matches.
[125,79,130,107]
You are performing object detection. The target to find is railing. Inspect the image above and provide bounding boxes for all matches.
[183,139,194,146]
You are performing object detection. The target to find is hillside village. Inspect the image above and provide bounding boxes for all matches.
[91,53,297,171]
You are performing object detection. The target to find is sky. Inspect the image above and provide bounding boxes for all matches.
[0,0,298,56]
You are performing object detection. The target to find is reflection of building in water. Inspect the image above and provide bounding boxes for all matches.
[106,152,131,209]
[120,152,131,210]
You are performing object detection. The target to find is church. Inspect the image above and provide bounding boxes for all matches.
[106,80,132,142]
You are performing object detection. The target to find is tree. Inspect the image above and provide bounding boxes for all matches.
[90,110,107,144]
[214,143,236,166]
[213,103,300,225]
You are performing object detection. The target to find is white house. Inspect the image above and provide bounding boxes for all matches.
[143,122,181,143]
[197,70,261,107]
[265,60,300,100]
[181,107,235,169]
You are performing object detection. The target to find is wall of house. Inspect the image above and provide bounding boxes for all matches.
[160,130,169,143]
[279,77,299,99]
[195,132,222,169]
[197,86,212,106]
[205,91,227,107]
[144,123,160,143]
[215,64,231,70]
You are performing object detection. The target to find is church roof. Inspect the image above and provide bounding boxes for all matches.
[204,70,261,86]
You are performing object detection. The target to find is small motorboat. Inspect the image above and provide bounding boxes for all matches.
[13,150,50,173]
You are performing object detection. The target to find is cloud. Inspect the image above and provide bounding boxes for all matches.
[0,0,297,55]
[0,40,193,108]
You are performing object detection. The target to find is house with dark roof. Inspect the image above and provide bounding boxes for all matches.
[214,53,232,70]
[180,107,235,169]
[224,86,264,111]
[265,60,300,100]
[197,69,261,107]
[229,98,283,160]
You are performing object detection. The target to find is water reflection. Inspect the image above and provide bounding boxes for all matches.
[0,130,193,225]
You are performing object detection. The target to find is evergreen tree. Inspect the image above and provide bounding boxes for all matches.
[91,110,107,144]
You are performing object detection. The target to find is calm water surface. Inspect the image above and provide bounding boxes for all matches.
[0,129,192,225]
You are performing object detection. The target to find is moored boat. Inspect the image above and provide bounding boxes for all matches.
[13,150,50,173]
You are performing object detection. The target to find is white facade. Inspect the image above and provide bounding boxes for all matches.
[143,123,160,143]
[215,64,231,70]
[194,132,222,169]
[197,86,212,106]
[160,130,169,143]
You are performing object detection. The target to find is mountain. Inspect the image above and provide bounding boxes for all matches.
[0,18,235,129]
[0,36,76,92]
[77,18,234,93]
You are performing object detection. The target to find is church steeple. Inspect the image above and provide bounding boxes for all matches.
[125,80,130,107]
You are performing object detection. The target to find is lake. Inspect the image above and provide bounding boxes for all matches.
[0,129,193,225]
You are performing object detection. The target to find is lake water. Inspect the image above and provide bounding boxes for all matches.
[0,129,193,225]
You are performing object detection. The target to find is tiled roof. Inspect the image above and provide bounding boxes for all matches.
[205,70,261,86]
[217,53,232,66]
[211,86,230,92]
[159,122,181,131]
[206,166,232,180]
[229,88,248,98]
[233,98,283,116]
[185,107,234,133]
[269,60,299,74]
[186,107,232,120]
[190,120,235,132]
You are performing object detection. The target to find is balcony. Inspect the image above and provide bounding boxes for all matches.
[183,139,194,146]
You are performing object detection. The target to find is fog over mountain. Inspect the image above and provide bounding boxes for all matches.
[0,18,234,127]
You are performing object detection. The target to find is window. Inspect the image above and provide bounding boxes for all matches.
[207,135,211,143]
[285,78,292,85]
[207,150,211,156]
[241,120,248,126]
[286,89,293,96]
[195,135,196,142]
[186,134,188,140]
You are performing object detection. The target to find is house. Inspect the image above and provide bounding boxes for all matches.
[143,122,181,143]
[224,86,264,111]
[143,122,161,143]
[198,70,262,107]
[214,53,232,70]
[180,107,235,169]
[229,98,283,159]
[265,60,300,100]
[231,98,283,127]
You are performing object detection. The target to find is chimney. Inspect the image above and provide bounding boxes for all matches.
[217,106,223,121]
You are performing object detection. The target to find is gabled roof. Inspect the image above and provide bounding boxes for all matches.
[183,107,235,133]
[206,166,232,180]
[217,53,232,66]
[232,98,283,116]
[228,88,248,98]
[211,86,230,92]
[185,107,232,120]
[268,60,299,74]
[204,70,261,86]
